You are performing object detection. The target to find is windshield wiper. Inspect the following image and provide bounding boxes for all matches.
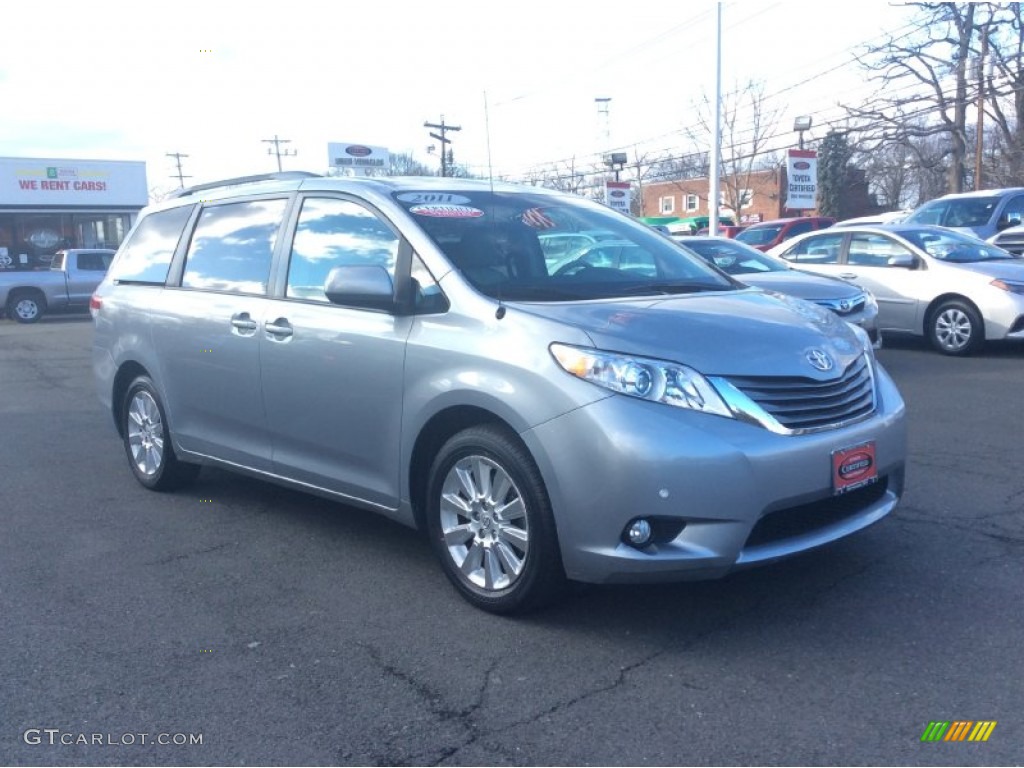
[611,281,727,296]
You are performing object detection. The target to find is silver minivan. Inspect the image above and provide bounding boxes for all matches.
[92,173,907,613]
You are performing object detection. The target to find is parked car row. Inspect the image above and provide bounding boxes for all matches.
[767,225,1024,356]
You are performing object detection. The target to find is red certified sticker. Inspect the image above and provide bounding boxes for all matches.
[831,441,877,494]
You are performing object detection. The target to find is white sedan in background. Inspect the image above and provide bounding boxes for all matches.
[768,225,1024,355]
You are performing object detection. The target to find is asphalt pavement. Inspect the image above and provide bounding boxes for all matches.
[1,316,1021,766]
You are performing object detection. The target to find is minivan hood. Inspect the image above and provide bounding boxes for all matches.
[735,271,861,301]
[511,289,864,378]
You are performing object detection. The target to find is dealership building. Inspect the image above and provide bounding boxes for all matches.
[0,156,148,270]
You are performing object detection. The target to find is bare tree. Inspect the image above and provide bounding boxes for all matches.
[981,3,1024,186]
[686,79,781,216]
[845,2,983,194]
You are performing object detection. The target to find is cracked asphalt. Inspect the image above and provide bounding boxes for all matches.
[1,317,1021,766]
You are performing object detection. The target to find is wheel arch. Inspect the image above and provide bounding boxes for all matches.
[408,405,519,532]
[922,292,984,336]
[111,361,152,437]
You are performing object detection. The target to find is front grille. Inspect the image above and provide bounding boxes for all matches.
[815,294,865,316]
[745,478,889,548]
[727,355,875,431]
[992,231,1024,255]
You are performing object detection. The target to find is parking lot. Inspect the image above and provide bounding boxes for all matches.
[1,316,1021,766]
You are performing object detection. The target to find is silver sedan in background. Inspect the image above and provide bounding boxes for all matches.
[768,225,1024,355]
[682,237,880,345]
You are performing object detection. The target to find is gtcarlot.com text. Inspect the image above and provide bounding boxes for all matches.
[23,728,203,746]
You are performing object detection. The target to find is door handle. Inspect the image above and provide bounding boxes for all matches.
[265,318,293,339]
[230,312,258,333]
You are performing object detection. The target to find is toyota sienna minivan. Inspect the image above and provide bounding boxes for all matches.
[92,173,907,613]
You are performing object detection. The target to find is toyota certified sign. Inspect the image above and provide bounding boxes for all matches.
[786,149,817,210]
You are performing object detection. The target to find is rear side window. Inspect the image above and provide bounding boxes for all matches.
[182,199,287,295]
[109,206,193,284]
[781,232,845,264]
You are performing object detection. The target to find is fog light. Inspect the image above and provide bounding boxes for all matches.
[626,518,653,546]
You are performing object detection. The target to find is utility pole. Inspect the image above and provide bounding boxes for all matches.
[262,135,297,172]
[424,116,461,177]
[166,152,191,188]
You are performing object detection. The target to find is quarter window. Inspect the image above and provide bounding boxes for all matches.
[109,205,194,285]
[286,197,400,302]
[181,200,286,295]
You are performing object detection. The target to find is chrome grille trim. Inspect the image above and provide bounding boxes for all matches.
[815,294,865,316]
[709,355,877,435]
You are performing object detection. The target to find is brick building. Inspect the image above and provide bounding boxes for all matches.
[640,165,876,230]
[641,168,791,228]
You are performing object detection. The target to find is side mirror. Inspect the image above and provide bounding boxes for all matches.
[887,254,915,268]
[997,216,1021,232]
[324,265,397,311]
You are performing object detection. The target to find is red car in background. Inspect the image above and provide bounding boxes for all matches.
[735,216,836,251]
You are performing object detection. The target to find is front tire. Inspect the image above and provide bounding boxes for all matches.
[121,376,200,491]
[928,299,983,356]
[7,291,45,323]
[426,425,566,614]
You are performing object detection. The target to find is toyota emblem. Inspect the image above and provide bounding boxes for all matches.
[839,299,851,312]
[806,349,834,372]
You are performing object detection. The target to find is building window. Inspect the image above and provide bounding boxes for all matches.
[719,189,754,210]
[685,194,699,212]
[659,196,675,214]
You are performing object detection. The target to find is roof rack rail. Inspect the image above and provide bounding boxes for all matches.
[169,171,321,199]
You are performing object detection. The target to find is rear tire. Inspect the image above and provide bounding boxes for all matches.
[121,376,200,491]
[425,425,566,614]
[7,291,45,324]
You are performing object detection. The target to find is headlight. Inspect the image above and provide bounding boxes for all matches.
[549,343,732,417]
[991,278,1024,295]
[862,289,878,312]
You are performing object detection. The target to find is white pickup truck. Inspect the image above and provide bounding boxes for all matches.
[0,249,115,323]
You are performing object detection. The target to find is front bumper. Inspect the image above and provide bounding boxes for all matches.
[521,363,907,584]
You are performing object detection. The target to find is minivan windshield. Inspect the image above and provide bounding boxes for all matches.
[393,190,737,300]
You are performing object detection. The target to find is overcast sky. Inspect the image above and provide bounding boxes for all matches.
[0,0,916,192]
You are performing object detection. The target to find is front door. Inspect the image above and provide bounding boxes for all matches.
[260,195,412,509]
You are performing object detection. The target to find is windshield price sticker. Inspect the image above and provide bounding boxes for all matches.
[409,204,484,218]
[397,192,471,205]
[831,441,878,494]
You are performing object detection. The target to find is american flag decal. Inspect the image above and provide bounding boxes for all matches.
[521,207,556,229]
